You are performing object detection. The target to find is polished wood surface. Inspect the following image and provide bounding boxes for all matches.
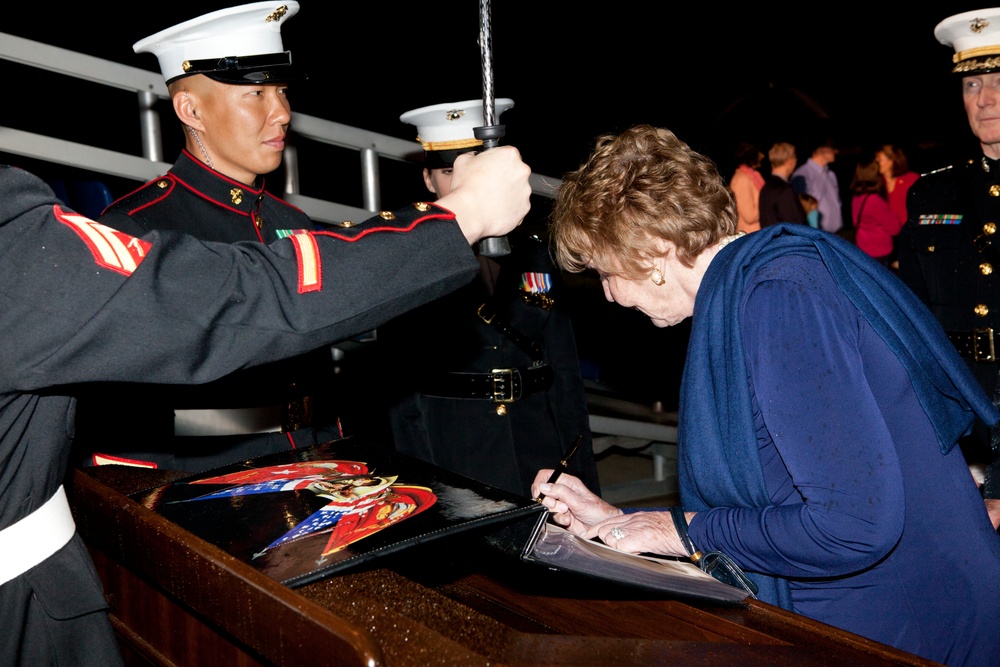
[68,466,941,667]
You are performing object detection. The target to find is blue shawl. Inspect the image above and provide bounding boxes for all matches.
[677,223,1000,608]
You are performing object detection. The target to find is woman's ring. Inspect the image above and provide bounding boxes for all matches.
[609,526,626,541]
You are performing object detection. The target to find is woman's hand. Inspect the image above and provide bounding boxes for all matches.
[531,470,622,535]
[532,470,697,558]
[584,511,693,558]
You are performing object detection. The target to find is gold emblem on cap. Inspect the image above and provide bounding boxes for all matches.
[230,188,243,205]
[379,211,396,220]
[445,109,466,121]
[337,220,355,228]
[971,17,990,33]
[266,5,288,22]
[414,202,431,212]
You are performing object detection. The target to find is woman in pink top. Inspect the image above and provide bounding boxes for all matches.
[851,155,903,267]
[729,141,766,234]
[876,144,920,225]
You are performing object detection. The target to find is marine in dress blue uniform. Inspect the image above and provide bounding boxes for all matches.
[0,161,516,665]
[378,99,600,497]
[897,8,1000,499]
[74,2,345,470]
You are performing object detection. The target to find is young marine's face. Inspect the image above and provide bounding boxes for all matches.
[194,78,292,184]
[422,167,454,198]
[963,72,1000,157]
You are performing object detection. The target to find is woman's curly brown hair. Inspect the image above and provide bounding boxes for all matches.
[550,125,736,279]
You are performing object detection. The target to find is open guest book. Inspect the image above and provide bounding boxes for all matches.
[514,514,751,605]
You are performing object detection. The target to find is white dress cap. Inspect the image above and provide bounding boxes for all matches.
[134,2,300,84]
[400,99,515,152]
[935,7,1000,74]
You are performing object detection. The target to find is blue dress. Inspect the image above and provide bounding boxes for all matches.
[683,226,1000,666]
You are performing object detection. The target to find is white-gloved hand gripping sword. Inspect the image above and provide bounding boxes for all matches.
[473,0,512,257]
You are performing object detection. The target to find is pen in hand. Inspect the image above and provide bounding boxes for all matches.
[534,434,585,502]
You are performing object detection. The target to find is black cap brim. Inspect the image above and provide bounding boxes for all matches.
[168,51,307,85]
[424,147,478,170]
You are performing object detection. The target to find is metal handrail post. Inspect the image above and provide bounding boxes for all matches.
[360,146,380,213]
[283,144,300,196]
[137,90,162,163]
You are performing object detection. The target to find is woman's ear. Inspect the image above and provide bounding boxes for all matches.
[651,236,674,257]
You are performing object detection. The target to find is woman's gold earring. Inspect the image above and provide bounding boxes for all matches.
[650,268,664,286]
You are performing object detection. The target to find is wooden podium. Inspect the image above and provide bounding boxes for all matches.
[68,466,941,667]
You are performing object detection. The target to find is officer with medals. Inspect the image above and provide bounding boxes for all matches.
[377,99,600,498]
[897,7,1000,528]
[74,2,346,470]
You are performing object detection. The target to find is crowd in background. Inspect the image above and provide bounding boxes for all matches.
[725,137,921,268]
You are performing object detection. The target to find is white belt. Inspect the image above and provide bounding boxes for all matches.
[0,485,76,586]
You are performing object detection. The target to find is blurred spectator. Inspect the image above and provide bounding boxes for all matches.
[759,142,806,227]
[792,137,844,234]
[729,141,765,234]
[876,143,920,225]
[799,192,820,229]
[850,154,903,267]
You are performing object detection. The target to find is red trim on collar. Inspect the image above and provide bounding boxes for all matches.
[180,149,266,195]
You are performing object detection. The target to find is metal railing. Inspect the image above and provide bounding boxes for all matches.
[0,32,560,225]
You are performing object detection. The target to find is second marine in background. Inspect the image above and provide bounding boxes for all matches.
[377,98,600,498]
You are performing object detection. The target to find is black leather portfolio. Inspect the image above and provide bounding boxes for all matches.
[129,437,545,588]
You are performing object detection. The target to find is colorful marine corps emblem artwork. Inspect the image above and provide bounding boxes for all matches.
[175,461,436,560]
[133,440,542,587]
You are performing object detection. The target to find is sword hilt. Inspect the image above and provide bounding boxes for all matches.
[473,123,511,257]
[474,123,505,148]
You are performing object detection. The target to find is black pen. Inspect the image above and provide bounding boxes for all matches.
[534,434,585,502]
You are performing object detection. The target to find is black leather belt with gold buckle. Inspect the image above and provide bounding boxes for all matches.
[421,364,554,403]
[947,328,997,362]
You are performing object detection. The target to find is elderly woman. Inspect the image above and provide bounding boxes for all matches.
[535,125,1000,666]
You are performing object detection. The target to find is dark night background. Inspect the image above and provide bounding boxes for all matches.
[2,1,996,408]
